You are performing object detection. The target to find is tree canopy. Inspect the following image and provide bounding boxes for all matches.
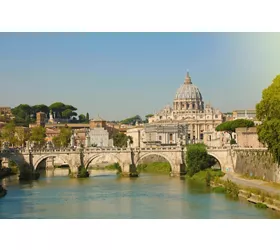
[0,121,17,146]
[186,143,217,177]
[10,102,88,126]
[113,132,133,147]
[215,119,254,138]
[0,121,31,147]
[120,115,142,125]
[29,126,46,146]
[256,74,280,163]
[52,127,72,147]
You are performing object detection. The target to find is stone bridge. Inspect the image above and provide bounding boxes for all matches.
[1,146,257,176]
[0,146,186,176]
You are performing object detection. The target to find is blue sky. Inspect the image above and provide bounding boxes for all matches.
[1,33,280,121]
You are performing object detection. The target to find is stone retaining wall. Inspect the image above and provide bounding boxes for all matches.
[234,150,280,183]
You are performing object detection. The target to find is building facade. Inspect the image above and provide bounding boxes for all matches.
[126,127,146,148]
[146,73,224,146]
[235,127,264,148]
[87,116,113,147]
[232,109,256,120]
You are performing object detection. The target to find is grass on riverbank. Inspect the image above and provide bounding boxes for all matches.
[255,203,268,209]
[137,162,171,173]
[212,175,280,209]
[188,169,225,182]
[104,163,122,174]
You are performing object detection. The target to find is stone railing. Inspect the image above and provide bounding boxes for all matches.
[207,146,230,150]
[233,147,268,151]
[1,145,183,155]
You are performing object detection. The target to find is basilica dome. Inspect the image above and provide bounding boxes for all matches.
[174,73,203,101]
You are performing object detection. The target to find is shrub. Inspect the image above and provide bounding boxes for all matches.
[212,186,226,193]
[224,179,239,198]
[255,203,268,209]
[205,171,211,186]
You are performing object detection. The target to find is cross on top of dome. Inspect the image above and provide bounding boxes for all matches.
[184,71,192,84]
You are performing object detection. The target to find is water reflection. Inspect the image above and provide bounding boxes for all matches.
[1,172,280,219]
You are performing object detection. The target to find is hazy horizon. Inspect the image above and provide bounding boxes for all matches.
[1,32,280,121]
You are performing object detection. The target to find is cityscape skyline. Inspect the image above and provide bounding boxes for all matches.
[1,32,280,120]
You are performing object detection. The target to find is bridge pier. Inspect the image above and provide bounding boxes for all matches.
[46,157,55,170]
[1,158,9,168]
[121,163,139,177]
[170,163,186,177]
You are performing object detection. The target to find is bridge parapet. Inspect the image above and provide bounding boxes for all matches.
[233,147,268,151]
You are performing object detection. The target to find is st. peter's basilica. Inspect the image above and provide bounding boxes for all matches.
[144,72,224,145]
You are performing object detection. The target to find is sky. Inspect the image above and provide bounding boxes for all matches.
[0,32,280,121]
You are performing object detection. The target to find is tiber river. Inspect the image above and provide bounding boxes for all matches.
[1,170,280,219]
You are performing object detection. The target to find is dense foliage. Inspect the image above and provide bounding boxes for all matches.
[120,115,142,125]
[186,143,217,177]
[10,102,89,126]
[215,119,254,139]
[29,126,46,147]
[52,127,72,147]
[112,132,133,147]
[0,121,31,147]
[256,75,280,164]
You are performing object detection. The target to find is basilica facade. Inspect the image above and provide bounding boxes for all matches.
[145,72,224,145]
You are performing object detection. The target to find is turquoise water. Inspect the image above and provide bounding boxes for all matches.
[1,172,280,219]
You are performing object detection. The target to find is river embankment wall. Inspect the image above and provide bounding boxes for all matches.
[233,149,280,183]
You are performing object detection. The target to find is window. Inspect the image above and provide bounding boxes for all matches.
[215,115,218,118]
[159,136,162,140]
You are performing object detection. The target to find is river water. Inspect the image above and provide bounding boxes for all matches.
[1,171,280,219]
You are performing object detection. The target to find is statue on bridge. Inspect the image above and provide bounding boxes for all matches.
[127,139,131,148]
[70,131,75,148]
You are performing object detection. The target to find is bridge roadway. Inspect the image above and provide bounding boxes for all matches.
[0,146,247,176]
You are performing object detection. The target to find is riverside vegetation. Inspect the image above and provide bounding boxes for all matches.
[185,143,280,211]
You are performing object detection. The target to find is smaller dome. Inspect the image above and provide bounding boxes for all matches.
[156,105,173,115]
[91,115,106,122]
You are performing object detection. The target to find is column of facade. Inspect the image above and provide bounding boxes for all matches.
[196,124,199,142]
[190,124,193,143]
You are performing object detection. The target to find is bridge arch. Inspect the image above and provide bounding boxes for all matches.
[206,152,223,170]
[0,153,28,169]
[135,152,175,172]
[33,155,70,170]
[84,153,123,169]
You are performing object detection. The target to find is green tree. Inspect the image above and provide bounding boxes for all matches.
[59,127,72,147]
[51,127,72,147]
[113,133,133,147]
[12,104,32,123]
[32,104,50,117]
[144,114,154,123]
[86,113,90,122]
[29,126,46,147]
[15,128,30,147]
[49,102,66,118]
[186,143,216,177]
[62,109,77,119]
[1,121,17,146]
[256,75,280,163]
[52,136,61,148]
[215,119,254,139]
[120,115,142,125]
[64,105,77,111]
[78,114,86,123]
